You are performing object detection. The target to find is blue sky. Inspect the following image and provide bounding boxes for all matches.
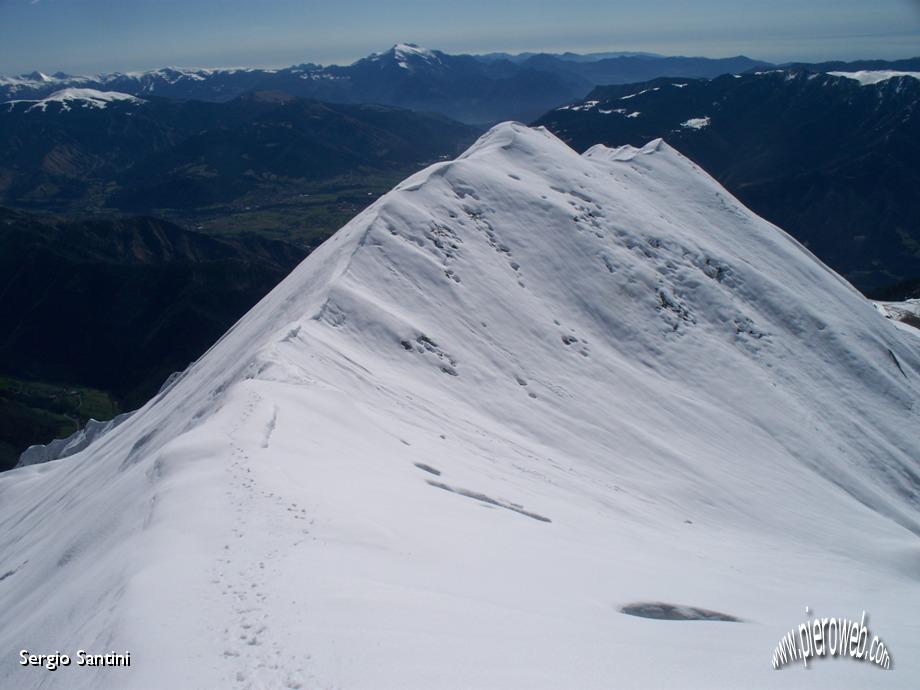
[1,0,918,75]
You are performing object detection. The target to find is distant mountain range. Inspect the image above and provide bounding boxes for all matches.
[535,69,920,296]
[0,89,477,213]
[474,50,664,63]
[1,44,770,124]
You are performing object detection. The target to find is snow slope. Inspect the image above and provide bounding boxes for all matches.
[1,123,918,689]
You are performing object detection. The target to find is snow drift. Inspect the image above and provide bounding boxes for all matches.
[1,123,918,689]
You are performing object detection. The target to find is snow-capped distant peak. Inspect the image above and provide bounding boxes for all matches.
[393,43,437,60]
[5,88,144,112]
[828,70,920,85]
[367,43,442,69]
[24,71,53,83]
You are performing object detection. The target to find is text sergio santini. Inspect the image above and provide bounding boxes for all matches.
[20,649,131,671]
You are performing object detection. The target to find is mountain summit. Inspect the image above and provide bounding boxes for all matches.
[365,43,445,70]
[2,123,918,688]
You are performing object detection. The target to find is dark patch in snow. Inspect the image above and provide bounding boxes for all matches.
[734,318,768,341]
[262,407,278,449]
[281,325,301,343]
[703,258,727,282]
[317,299,347,327]
[412,334,458,374]
[620,602,742,622]
[121,430,156,467]
[57,548,76,568]
[888,349,907,378]
[414,463,441,476]
[656,288,694,331]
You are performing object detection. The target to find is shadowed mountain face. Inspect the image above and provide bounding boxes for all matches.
[535,70,920,296]
[0,93,478,213]
[0,45,770,124]
[0,208,305,401]
[0,208,307,469]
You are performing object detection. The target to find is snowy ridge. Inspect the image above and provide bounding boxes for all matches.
[0,71,87,87]
[0,66,267,96]
[4,88,144,112]
[17,413,135,467]
[828,70,920,85]
[1,123,918,689]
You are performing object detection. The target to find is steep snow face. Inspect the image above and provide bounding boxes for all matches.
[1,123,919,689]
[829,70,920,85]
[4,88,144,112]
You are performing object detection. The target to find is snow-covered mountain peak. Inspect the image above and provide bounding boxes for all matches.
[2,122,919,689]
[393,42,438,60]
[23,70,53,82]
[365,42,444,70]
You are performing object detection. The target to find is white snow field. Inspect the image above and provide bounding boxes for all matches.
[2,123,919,689]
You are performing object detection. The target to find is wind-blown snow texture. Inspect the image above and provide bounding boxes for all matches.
[1,123,918,689]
